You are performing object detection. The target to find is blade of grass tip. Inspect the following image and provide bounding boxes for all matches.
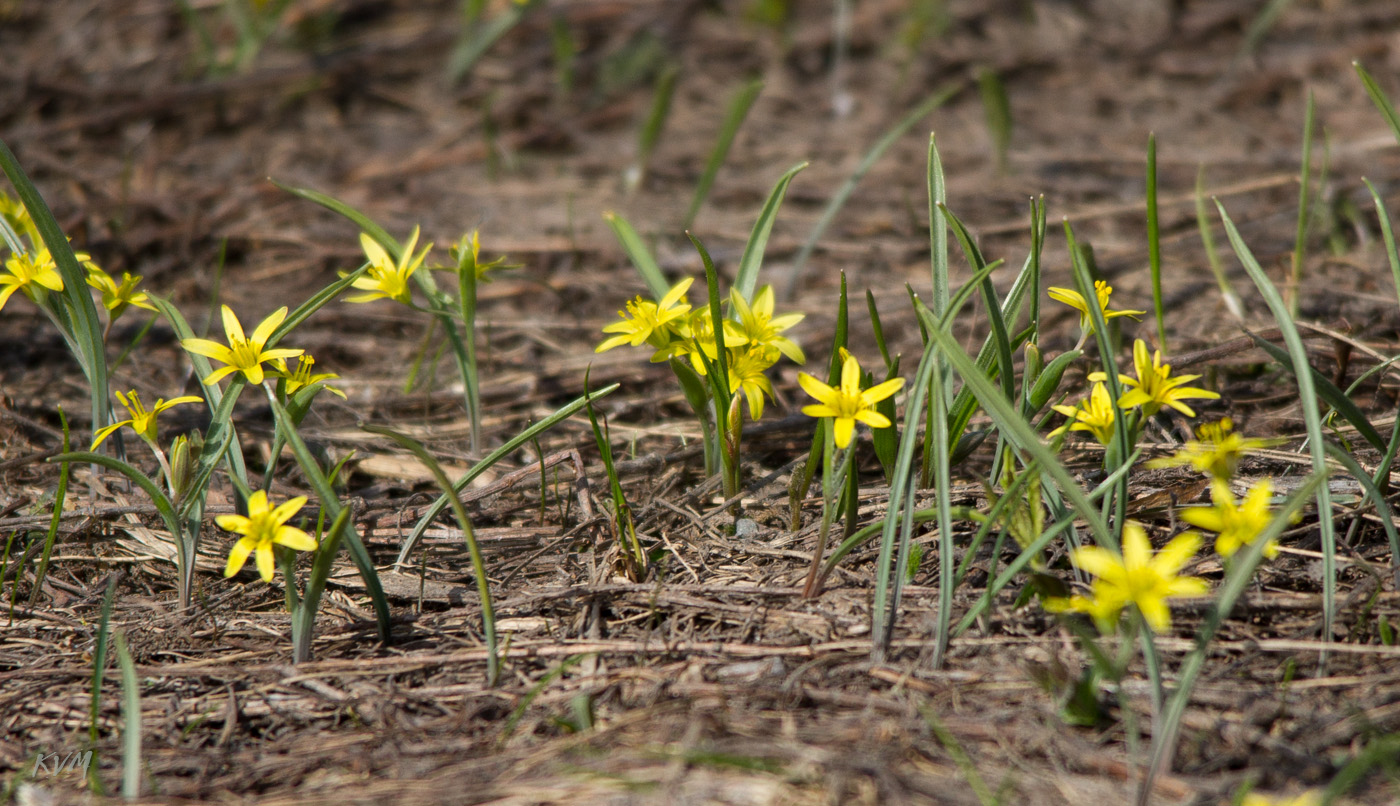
[603,211,669,299]
[361,424,498,684]
[683,77,763,231]
[398,384,621,566]
[734,161,807,303]
[1146,133,1167,351]
[918,301,1117,550]
[1289,90,1317,318]
[1195,165,1243,319]
[1138,472,1324,806]
[30,408,70,605]
[0,138,108,434]
[1244,332,1385,452]
[1026,195,1046,342]
[928,133,950,321]
[627,63,679,195]
[113,631,141,800]
[927,340,956,669]
[689,232,732,396]
[264,391,393,644]
[1216,199,1336,664]
[1239,0,1295,61]
[447,0,538,84]
[1354,61,1400,146]
[784,85,959,302]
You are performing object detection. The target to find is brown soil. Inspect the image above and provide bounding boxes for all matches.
[5,1,1400,803]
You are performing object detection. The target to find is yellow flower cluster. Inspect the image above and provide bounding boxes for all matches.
[596,279,805,420]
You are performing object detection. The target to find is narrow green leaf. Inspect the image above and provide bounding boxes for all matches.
[1146,132,1167,350]
[684,78,763,230]
[1355,61,1400,147]
[1289,90,1316,318]
[734,161,807,303]
[603,211,669,299]
[1244,332,1385,452]
[114,632,141,800]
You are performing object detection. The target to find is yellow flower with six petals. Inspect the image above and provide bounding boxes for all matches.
[799,351,904,449]
[1045,521,1209,633]
[727,345,779,420]
[1047,280,1144,336]
[219,490,318,583]
[1180,479,1289,559]
[181,305,303,385]
[346,228,431,305]
[86,267,157,322]
[0,249,64,311]
[90,390,202,450]
[596,277,694,353]
[1095,339,1219,417]
[729,285,805,365]
[1050,382,1118,446]
[1147,417,1277,480]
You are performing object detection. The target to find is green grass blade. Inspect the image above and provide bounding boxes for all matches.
[267,264,370,345]
[0,137,109,434]
[399,384,620,565]
[447,0,539,84]
[603,211,669,299]
[291,506,350,664]
[942,203,1015,402]
[928,132,951,320]
[264,390,393,644]
[1146,133,1167,350]
[684,78,763,230]
[784,84,957,299]
[1138,473,1323,805]
[1354,61,1400,146]
[363,424,498,683]
[1216,199,1336,663]
[1244,332,1385,452]
[51,451,178,535]
[918,302,1116,551]
[1289,90,1316,317]
[734,161,807,303]
[270,179,399,259]
[89,575,117,745]
[1324,443,1400,573]
[627,63,679,194]
[114,631,141,800]
[1195,165,1243,319]
[976,67,1011,176]
[1239,0,1295,60]
[30,408,70,604]
[1364,179,1400,310]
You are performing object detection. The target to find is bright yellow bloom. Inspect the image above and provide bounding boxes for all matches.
[728,345,779,420]
[1180,479,1288,559]
[674,306,747,373]
[346,228,431,305]
[1240,791,1321,806]
[1147,417,1277,480]
[1096,339,1219,417]
[1050,382,1118,446]
[0,191,38,242]
[86,267,156,321]
[799,351,904,449]
[270,354,346,399]
[1045,522,1209,633]
[729,285,805,365]
[181,305,303,385]
[0,248,64,311]
[596,277,694,353]
[219,490,317,583]
[1047,280,1144,335]
[90,390,202,449]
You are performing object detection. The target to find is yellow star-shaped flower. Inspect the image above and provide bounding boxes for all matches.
[729,285,805,365]
[596,277,694,354]
[181,305,304,386]
[1050,382,1118,446]
[219,490,318,583]
[0,249,64,311]
[1147,417,1278,480]
[1045,522,1209,633]
[798,351,904,449]
[1047,280,1144,336]
[727,345,779,420]
[90,390,202,450]
[1180,479,1289,559]
[1095,339,1219,417]
[346,228,431,305]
